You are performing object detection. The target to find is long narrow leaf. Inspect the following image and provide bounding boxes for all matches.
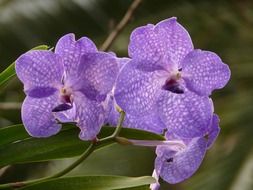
[19,176,154,190]
[0,125,164,167]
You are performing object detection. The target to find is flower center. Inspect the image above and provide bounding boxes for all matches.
[52,87,73,113]
[162,69,184,94]
[166,157,174,163]
[60,87,73,103]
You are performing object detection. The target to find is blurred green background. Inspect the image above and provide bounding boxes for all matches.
[0,0,253,189]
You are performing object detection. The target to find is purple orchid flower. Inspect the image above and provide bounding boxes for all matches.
[150,114,220,189]
[107,95,166,134]
[15,33,119,140]
[106,57,166,134]
[114,17,230,138]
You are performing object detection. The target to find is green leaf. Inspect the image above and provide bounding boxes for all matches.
[0,124,29,147]
[118,185,150,190]
[0,45,49,88]
[0,63,16,87]
[0,125,164,167]
[19,176,154,190]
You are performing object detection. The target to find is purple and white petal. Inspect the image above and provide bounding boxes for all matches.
[156,137,207,184]
[128,24,168,65]
[124,112,165,134]
[70,52,118,102]
[73,92,105,141]
[156,144,179,158]
[155,17,194,66]
[21,93,61,137]
[55,33,97,77]
[15,50,64,97]
[27,87,58,98]
[115,60,167,116]
[116,57,131,71]
[107,99,166,134]
[206,114,220,149]
[152,146,175,189]
[128,17,193,70]
[181,50,231,96]
[158,90,213,138]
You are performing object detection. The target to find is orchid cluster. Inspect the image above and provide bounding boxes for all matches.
[15,17,230,189]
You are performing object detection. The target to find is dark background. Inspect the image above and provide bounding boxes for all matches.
[0,0,253,189]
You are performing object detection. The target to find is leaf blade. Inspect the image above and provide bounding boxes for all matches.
[19,176,154,190]
[0,125,164,167]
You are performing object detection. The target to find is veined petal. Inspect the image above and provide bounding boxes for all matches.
[181,50,231,96]
[74,92,105,141]
[107,99,166,134]
[158,90,213,138]
[71,52,119,102]
[128,17,193,69]
[15,50,64,97]
[117,57,131,71]
[155,17,194,65]
[21,93,61,137]
[156,137,207,184]
[27,87,58,98]
[206,114,220,149]
[114,60,166,116]
[123,112,165,134]
[55,33,97,77]
[128,24,167,64]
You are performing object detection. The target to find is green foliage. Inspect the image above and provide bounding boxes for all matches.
[0,63,15,88]
[0,0,253,189]
[19,176,153,190]
[0,124,163,168]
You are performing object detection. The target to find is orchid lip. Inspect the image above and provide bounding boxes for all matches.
[60,86,74,103]
[162,69,184,94]
[52,103,73,112]
[162,79,184,94]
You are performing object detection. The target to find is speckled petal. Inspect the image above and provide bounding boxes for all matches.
[74,92,105,141]
[128,24,167,65]
[129,17,193,69]
[27,87,58,98]
[158,90,213,138]
[117,57,131,70]
[156,137,207,184]
[124,112,166,134]
[21,93,61,137]
[115,60,167,116]
[55,33,97,77]
[15,50,64,97]
[156,17,194,65]
[70,52,118,102]
[207,114,220,149]
[107,99,166,134]
[182,50,231,96]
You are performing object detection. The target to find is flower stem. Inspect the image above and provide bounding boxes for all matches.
[47,142,95,179]
[98,110,125,142]
[112,110,126,137]
[100,0,143,51]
